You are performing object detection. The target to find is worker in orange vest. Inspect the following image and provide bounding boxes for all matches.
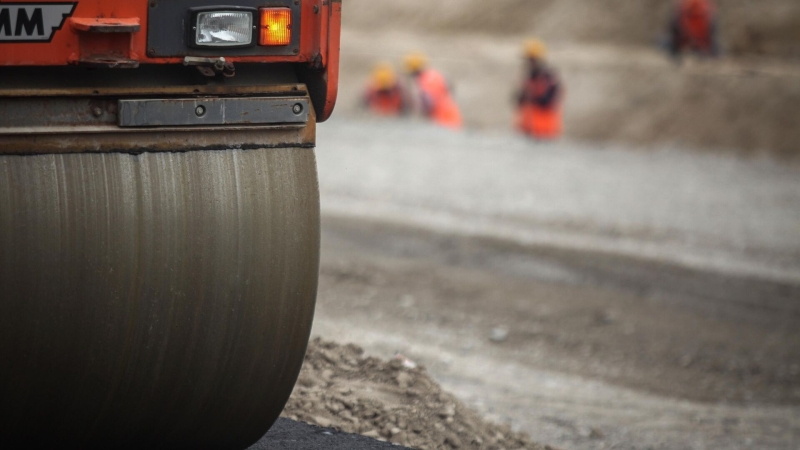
[669,0,719,57]
[363,63,408,117]
[403,53,463,130]
[516,39,563,140]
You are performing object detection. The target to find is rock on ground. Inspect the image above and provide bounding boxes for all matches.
[282,338,551,450]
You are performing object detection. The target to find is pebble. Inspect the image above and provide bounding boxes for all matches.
[440,405,456,418]
[396,371,413,389]
[390,431,407,445]
[445,433,462,448]
[490,327,509,342]
[314,416,332,428]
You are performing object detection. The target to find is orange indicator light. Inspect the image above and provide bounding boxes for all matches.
[259,8,292,46]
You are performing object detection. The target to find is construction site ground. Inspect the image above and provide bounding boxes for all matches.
[279,2,799,448]
[279,119,800,450]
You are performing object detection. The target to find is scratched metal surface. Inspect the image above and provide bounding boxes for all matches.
[0,147,320,449]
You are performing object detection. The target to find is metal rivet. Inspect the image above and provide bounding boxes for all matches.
[92,107,103,117]
[147,49,155,57]
[195,105,206,117]
[313,5,319,13]
[292,103,303,115]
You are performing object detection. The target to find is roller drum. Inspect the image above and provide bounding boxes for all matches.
[0,148,319,449]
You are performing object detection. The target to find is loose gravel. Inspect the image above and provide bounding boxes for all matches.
[282,338,551,450]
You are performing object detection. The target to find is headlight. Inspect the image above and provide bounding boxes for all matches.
[194,10,254,47]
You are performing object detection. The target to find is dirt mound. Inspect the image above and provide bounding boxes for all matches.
[282,338,550,450]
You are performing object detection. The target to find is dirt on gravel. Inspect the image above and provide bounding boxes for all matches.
[302,215,800,450]
[282,338,551,450]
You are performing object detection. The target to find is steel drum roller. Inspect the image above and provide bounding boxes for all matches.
[0,148,319,449]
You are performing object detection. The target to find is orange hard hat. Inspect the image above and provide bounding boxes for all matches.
[403,52,428,74]
[524,39,547,59]
[371,63,397,90]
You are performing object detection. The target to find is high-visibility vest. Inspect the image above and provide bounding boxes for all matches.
[365,85,405,116]
[516,72,563,139]
[680,0,714,50]
[517,104,562,140]
[416,69,463,130]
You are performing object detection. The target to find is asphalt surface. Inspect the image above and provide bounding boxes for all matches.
[249,419,408,450]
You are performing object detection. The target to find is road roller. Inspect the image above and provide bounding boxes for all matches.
[0,0,340,448]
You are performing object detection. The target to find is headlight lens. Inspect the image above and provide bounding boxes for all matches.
[195,11,253,47]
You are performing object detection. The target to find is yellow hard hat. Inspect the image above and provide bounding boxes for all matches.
[524,39,547,59]
[403,52,428,73]
[371,63,397,90]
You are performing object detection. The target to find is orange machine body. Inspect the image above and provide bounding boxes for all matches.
[0,0,341,120]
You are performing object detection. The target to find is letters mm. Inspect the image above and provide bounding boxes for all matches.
[0,2,76,43]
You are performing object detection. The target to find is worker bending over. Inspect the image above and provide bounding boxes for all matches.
[403,53,463,130]
[669,0,719,58]
[363,63,408,116]
[516,39,563,140]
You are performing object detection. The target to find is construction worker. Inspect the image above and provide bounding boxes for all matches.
[669,0,720,58]
[363,63,408,116]
[516,39,563,140]
[403,53,463,130]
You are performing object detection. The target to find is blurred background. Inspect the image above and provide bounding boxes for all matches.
[299,1,800,449]
[338,0,800,154]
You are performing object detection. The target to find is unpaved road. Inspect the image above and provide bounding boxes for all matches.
[314,218,800,450]
[318,119,800,283]
[311,119,800,449]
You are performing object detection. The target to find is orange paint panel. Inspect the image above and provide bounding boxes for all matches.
[320,0,341,121]
[0,0,340,120]
[0,0,148,65]
[0,0,322,65]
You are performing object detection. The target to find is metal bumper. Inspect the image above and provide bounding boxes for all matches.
[117,97,309,127]
[0,83,315,154]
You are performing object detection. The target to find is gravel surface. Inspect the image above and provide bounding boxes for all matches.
[282,338,549,450]
[310,217,800,450]
[317,118,800,282]
[307,119,800,449]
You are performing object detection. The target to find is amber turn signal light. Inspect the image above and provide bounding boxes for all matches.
[259,8,292,46]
